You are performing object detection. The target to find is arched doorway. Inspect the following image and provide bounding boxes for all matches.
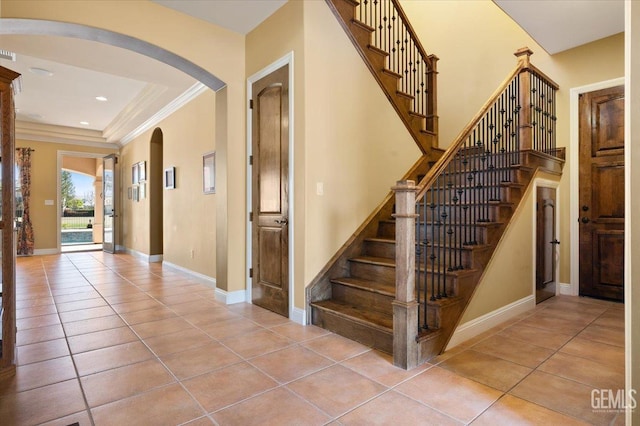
[149,128,164,260]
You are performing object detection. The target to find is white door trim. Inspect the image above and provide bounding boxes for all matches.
[246,52,303,324]
[56,150,109,253]
[569,77,624,297]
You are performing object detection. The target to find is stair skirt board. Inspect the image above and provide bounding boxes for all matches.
[445,295,535,350]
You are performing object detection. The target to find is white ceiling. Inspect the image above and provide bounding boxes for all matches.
[494,0,624,54]
[0,0,625,147]
[152,0,288,34]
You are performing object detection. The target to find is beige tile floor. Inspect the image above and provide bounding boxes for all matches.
[0,252,626,425]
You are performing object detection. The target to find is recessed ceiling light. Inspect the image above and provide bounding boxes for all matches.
[80,121,90,126]
[95,96,108,102]
[28,67,53,77]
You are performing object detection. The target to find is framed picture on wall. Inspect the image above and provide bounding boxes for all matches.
[164,166,176,189]
[203,152,215,194]
[138,161,146,182]
[132,163,139,184]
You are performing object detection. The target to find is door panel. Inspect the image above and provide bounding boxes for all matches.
[536,187,557,304]
[103,155,117,254]
[251,65,289,317]
[579,85,624,301]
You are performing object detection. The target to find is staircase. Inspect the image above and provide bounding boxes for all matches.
[325,0,438,154]
[309,0,566,368]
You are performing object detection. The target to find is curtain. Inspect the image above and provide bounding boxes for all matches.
[16,148,34,256]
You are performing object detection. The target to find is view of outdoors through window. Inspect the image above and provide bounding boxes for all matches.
[61,171,95,245]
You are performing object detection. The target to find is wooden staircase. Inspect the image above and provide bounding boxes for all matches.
[311,151,565,359]
[325,0,439,155]
[310,0,566,368]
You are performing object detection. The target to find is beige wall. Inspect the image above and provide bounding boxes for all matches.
[121,90,217,278]
[61,156,99,178]
[15,139,115,251]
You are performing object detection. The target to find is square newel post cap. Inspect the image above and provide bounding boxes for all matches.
[392,180,416,192]
[514,47,533,66]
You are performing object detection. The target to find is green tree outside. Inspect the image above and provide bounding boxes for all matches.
[61,170,76,210]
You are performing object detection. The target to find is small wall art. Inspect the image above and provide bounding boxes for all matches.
[164,166,176,189]
[203,152,215,194]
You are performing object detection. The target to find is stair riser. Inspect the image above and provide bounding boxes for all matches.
[311,306,393,353]
[418,223,490,245]
[416,273,460,299]
[364,240,395,258]
[349,261,395,285]
[415,248,472,271]
[437,168,526,186]
[418,204,513,223]
[332,283,394,316]
[424,185,520,204]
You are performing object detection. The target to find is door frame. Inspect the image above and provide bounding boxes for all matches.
[246,52,300,323]
[532,179,560,301]
[56,150,110,254]
[569,77,624,297]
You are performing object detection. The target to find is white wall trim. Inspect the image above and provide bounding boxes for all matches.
[569,77,624,298]
[161,260,217,288]
[446,295,535,350]
[125,247,153,263]
[290,307,306,325]
[246,52,301,322]
[558,282,574,296]
[215,288,246,305]
[148,254,163,263]
[120,82,208,146]
[532,178,562,301]
[33,248,59,256]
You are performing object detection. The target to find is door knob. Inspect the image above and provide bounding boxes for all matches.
[275,218,288,225]
[581,217,590,224]
[550,239,560,245]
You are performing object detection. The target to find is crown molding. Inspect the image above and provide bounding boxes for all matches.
[15,121,119,149]
[103,83,167,143]
[119,82,208,146]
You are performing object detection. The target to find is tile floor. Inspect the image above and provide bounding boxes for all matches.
[0,252,626,425]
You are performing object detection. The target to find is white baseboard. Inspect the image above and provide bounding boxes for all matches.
[215,288,246,304]
[161,260,217,289]
[558,282,576,296]
[290,307,306,325]
[125,248,152,263]
[34,248,59,256]
[446,295,535,350]
[148,254,163,263]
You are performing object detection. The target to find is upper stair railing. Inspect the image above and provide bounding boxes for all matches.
[355,0,438,132]
[393,48,561,368]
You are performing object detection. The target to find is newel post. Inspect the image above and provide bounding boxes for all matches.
[392,180,419,369]
[515,47,533,151]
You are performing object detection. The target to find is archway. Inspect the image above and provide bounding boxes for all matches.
[149,127,164,259]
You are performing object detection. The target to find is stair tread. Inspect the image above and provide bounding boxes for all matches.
[331,276,395,297]
[311,299,393,331]
[365,236,492,251]
[350,256,395,267]
[425,182,524,190]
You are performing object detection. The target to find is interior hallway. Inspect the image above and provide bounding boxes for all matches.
[0,252,625,425]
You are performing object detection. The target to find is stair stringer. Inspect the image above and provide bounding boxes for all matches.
[415,150,565,364]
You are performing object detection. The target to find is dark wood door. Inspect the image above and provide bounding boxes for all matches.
[579,85,624,301]
[251,65,289,317]
[536,186,557,304]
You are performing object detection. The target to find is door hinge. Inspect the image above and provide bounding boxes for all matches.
[249,268,253,278]
[249,99,254,109]
[249,212,253,222]
[249,155,253,165]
